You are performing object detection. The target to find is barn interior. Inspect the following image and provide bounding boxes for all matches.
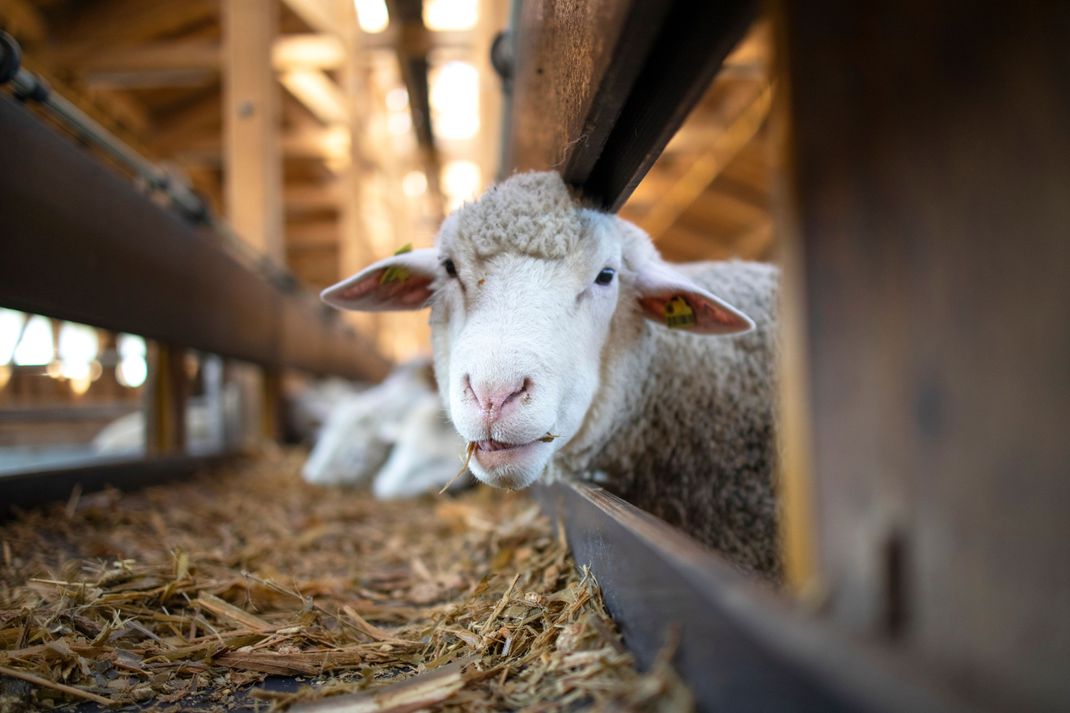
[1,1,1068,712]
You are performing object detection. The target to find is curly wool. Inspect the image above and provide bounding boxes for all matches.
[451,172,582,260]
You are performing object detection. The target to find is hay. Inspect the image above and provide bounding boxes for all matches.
[0,451,691,711]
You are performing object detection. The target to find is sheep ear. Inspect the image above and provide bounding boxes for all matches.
[634,261,754,335]
[322,248,438,312]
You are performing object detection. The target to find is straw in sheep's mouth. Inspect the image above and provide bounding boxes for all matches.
[437,433,560,495]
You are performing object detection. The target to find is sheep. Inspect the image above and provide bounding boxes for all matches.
[321,171,780,577]
[301,359,433,486]
[372,389,469,499]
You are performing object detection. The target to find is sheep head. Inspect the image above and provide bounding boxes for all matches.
[321,171,753,490]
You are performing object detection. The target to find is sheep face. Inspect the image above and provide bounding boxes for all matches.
[321,172,754,491]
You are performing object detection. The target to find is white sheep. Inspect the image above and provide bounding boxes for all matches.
[372,390,469,499]
[301,359,433,486]
[322,171,780,576]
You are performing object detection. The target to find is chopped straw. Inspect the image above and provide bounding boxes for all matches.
[438,442,478,495]
[0,450,691,711]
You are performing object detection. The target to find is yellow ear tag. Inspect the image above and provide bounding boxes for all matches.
[379,243,414,285]
[665,295,696,328]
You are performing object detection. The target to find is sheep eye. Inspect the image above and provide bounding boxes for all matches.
[594,267,616,286]
[443,259,458,278]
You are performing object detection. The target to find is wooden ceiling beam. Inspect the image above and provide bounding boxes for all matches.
[154,92,222,154]
[80,41,222,73]
[75,35,349,91]
[637,83,773,240]
[285,182,344,214]
[43,0,219,66]
[174,128,348,163]
[280,0,344,36]
[0,0,47,45]
[273,33,346,70]
[286,220,340,249]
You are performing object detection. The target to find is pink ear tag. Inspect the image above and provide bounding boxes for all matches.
[665,296,696,328]
[378,243,414,285]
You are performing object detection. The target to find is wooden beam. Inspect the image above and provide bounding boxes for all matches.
[286,220,340,249]
[80,40,221,89]
[0,0,46,45]
[171,128,349,165]
[273,33,346,70]
[780,2,1070,710]
[285,182,344,214]
[43,0,218,66]
[280,0,344,35]
[80,41,222,73]
[76,35,348,91]
[279,68,349,125]
[507,0,755,209]
[636,83,772,239]
[223,0,284,259]
[155,91,222,155]
[536,480,964,713]
[0,95,389,381]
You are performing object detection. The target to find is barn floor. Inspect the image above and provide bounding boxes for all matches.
[0,450,690,712]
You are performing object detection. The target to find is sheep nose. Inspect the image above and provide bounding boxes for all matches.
[463,374,531,421]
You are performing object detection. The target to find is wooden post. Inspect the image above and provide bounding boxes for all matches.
[222,0,284,260]
[338,7,382,347]
[145,343,187,455]
[223,0,284,440]
[778,2,1070,710]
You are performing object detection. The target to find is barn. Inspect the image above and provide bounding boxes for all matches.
[1,1,1067,711]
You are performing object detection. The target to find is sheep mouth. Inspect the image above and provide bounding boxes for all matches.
[476,432,559,453]
[476,439,527,452]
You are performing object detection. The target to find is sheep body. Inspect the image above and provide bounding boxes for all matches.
[557,260,780,576]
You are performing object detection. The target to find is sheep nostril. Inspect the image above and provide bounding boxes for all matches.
[503,378,531,408]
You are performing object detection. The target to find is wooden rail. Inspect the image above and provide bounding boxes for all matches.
[0,95,389,382]
[536,481,964,713]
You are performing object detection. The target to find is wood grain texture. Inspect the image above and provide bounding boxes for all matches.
[506,0,754,208]
[536,480,966,713]
[779,2,1070,711]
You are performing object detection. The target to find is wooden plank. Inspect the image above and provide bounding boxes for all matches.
[273,33,347,71]
[287,220,340,249]
[778,2,1070,711]
[280,0,345,36]
[0,454,234,519]
[0,95,390,382]
[42,0,218,66]
[223,0,285,260]
[284,182,344,215]
[0,0,46,45]
[536,480,965,713]
[507,0,666,176]
[79,41,222,74]
[506,0,754,209]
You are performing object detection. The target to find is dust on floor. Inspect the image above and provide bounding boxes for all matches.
[0,451,690,711]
